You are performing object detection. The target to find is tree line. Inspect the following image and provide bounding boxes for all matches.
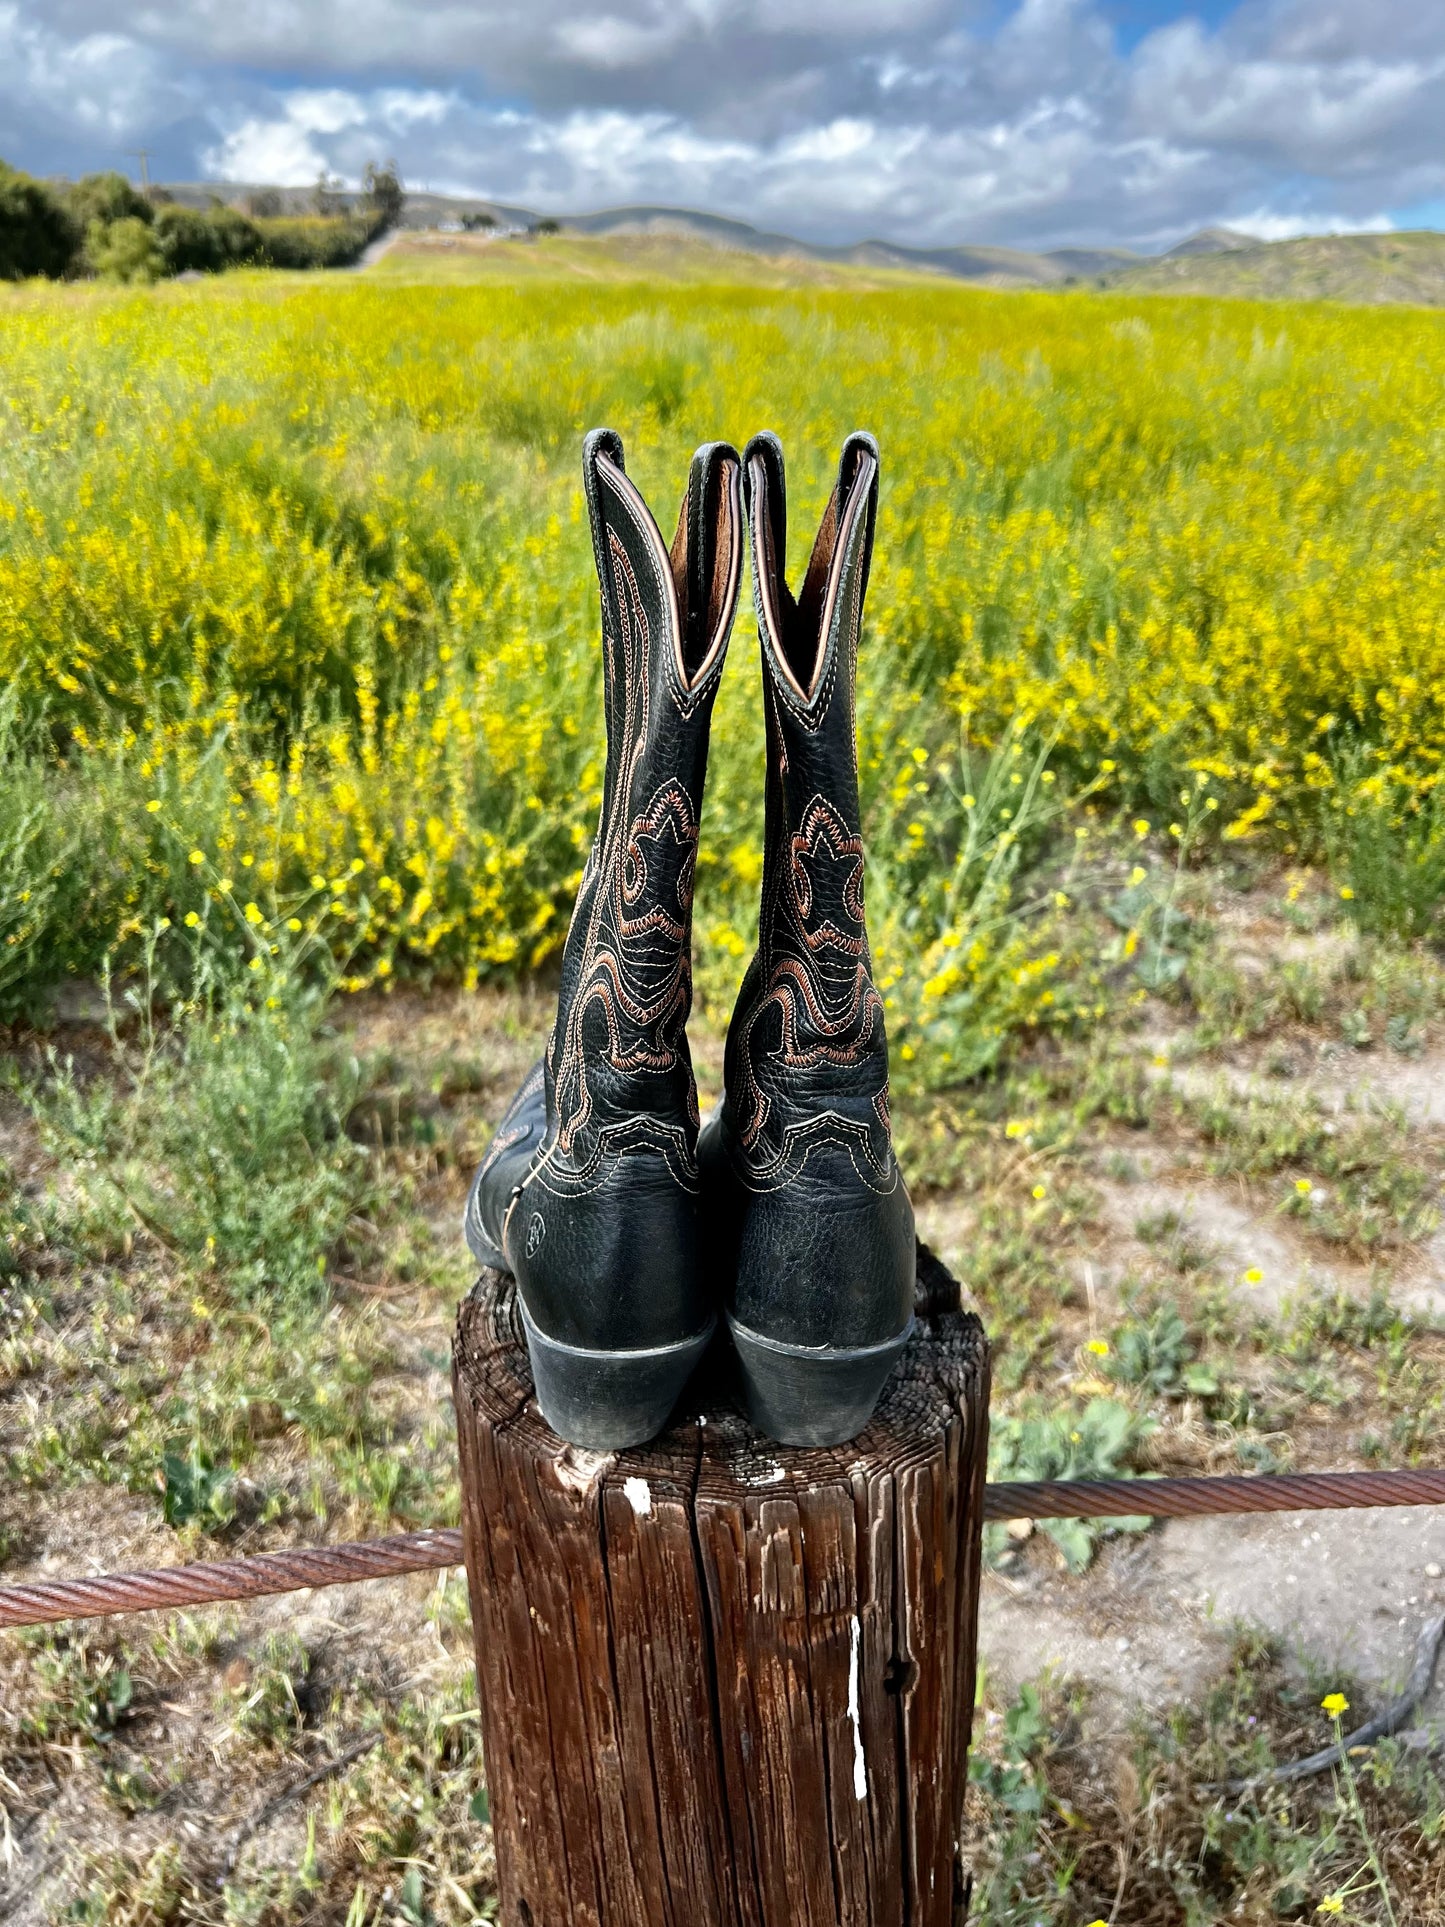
[0,161,404,284]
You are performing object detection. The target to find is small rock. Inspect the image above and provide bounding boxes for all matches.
[1426,1562,1442,1578]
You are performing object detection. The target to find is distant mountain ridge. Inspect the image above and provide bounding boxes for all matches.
[456,203,1171,287]
[159,184,1444,304]
[1103,228,1445,304]
[158,184,1253,289]
[1162,226,1255,259]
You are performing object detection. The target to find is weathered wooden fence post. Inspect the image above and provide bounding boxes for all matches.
[452,1246,989,1927]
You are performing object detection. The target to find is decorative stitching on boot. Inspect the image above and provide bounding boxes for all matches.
[543,528,700,1181]
[788,796,866,956]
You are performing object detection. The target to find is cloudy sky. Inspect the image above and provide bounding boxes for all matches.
[3,0,1443,252]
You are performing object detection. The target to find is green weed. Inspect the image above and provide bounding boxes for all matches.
[221,1631,314,1745]
[36,960,369,1313]
[1105,1303,1220,1399]
[986,1396,1154,1570]
[21,1634,135,1748]
[1327,765,1445,946]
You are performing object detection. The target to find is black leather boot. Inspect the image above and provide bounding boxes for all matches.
[699,431,915,1446]
[465,428,744,1448]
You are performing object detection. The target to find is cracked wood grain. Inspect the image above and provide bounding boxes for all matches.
[453,1249,988,1927]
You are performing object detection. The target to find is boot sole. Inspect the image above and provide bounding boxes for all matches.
[518,1296,714,1451]
[728,1313,915,1448]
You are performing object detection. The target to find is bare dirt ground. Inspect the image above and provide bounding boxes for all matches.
[976,1508,1445,1735]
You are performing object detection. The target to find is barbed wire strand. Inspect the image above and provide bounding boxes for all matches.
[2,1469,1444,1632]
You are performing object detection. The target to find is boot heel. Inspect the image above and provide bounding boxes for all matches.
[728,1315,915,1448]
[519,1298,713,1451]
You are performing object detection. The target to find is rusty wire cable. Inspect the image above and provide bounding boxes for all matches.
[0,1529,463,1631]
[980,1465,1445,1522]
[2,1468,1445,1631]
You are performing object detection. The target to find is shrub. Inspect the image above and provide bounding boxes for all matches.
[0,161,80,279]
[0,691,92,1022]
[869,724,1104,1089]
[86,215,164,285]
[64,171,153,234]
[253,213,380,269]
[153,203,262,275]
[5,273,1445,1018]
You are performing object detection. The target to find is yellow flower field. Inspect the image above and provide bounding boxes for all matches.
[2,264,1444,1046]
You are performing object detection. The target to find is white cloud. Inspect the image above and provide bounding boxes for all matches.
[3,0,1443,249]
[1228,208,1394,240]
[205,88,365,181]
[287,90,366,135]
[204,116,323,184]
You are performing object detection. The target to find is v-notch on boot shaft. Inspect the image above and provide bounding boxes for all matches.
[465,429,744,1449]
[698,432,916,1447]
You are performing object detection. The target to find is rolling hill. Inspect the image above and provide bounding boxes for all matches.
[159,182,1445,304]
[1100,229,1445,305]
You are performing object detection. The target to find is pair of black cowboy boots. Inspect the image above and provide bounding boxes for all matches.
[464,427,914,1451]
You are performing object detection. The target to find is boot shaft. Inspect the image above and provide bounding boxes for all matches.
[750,431,877,874]
[724,432,895,1169]
[548,430,743,1167]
